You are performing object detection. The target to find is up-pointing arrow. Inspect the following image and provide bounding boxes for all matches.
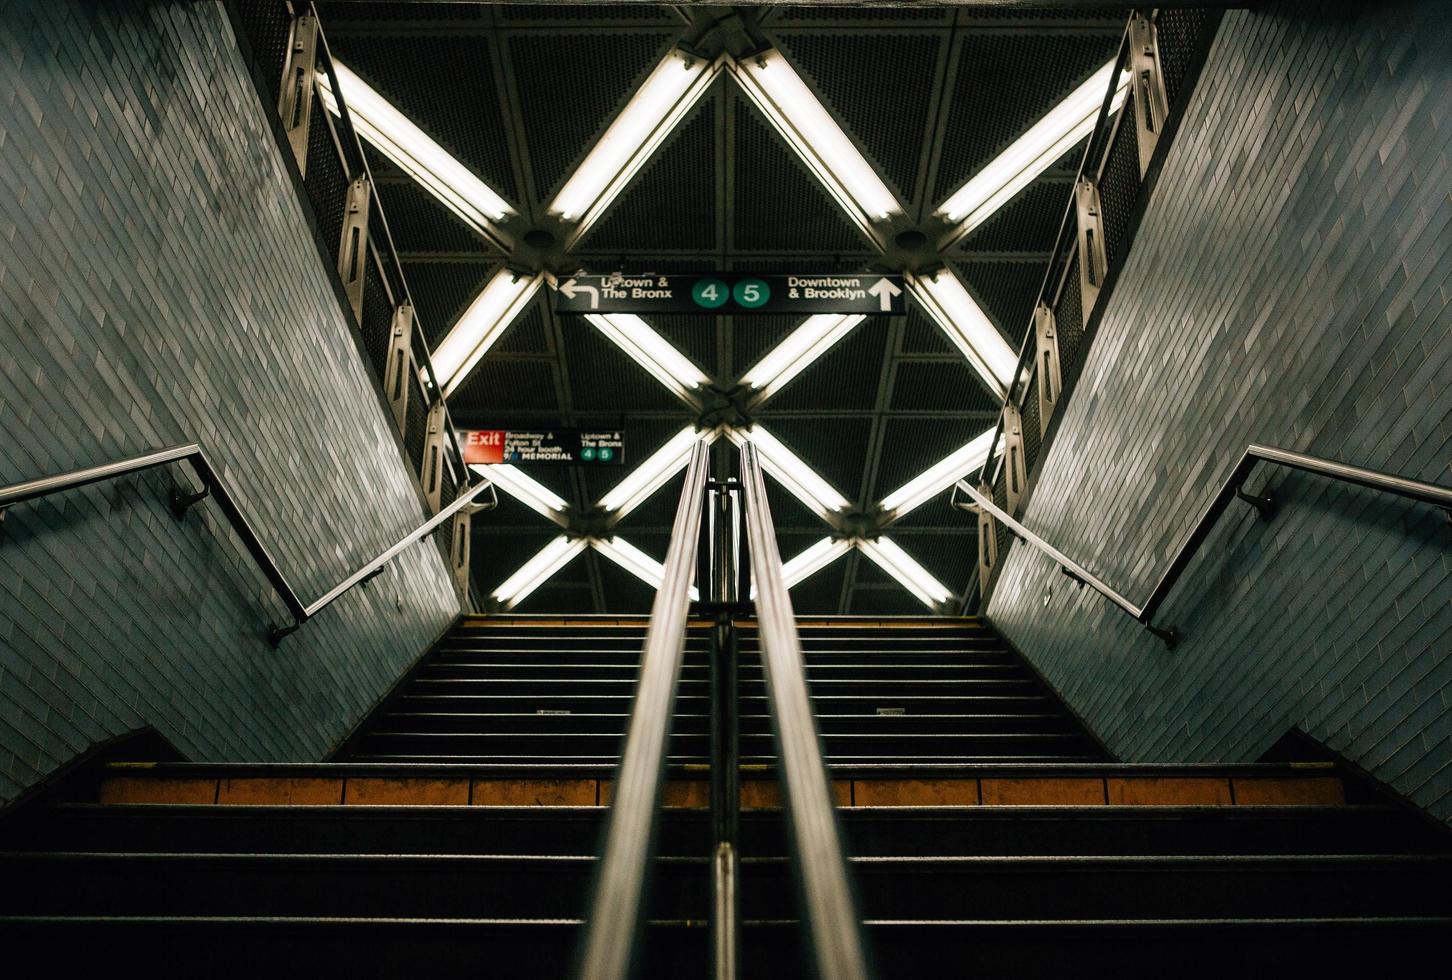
[867,277,903,312]
[560,278,599,310]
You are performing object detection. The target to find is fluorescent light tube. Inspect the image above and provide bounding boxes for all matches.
[470,463,569,519]
[584,313,709,402]
[752,536,852,598]
[727,426,850,520]
[492,535,588,608]
[729,50,903,247]
[856,537,952,609]
[433,269,542,395]
[593,536,699,601]
[936,61,1129,231]
[317,62,514,248]
[878,426,998,519]
[550,48,723,247]
[907,268,1017,396]
[598,426,710,518]
[740,313,865,403]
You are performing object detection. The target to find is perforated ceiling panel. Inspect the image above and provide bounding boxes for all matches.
[931,32,1120,202]
[399,261,498,348]
[575,95,719,254]
[955,258,1048,345]
[890,361,1000,414]
[762,316,891,411]
[324,33,520,205]
[732,96,870,253]
[774,32,943,204]
[755,416,876,508]
[509,31,677,203]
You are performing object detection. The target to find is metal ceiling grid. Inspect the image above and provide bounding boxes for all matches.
[312,3,1134,615]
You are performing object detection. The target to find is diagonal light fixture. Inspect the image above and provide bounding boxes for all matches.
[584,313,711,404]
[726,426,851,521]
[317,62,515,251]
[593,536,700,601]
[598,427,715,520]
[550,48,725,249]
[937,60,1130,240]
[728,49,903,248]
[856,537,953,610]
[739,313,865,405]
[493,534,589,608]
[433,269,543,395]
[469,463,570,522]
[906,267,1018,398]
[878,426,999,522]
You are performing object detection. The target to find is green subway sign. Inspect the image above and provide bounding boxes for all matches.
[554,274,905,315]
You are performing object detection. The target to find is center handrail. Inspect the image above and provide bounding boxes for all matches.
[955,443,1452,646]
[0,443,497,645]
[576,439,711,980]
[739,442,871,980]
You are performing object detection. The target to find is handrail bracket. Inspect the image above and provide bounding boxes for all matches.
[170,486,211,520]
[1235,485,1276,519]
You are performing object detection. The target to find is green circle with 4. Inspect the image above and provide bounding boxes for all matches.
[733,278,770,309]
[692,278,730,309]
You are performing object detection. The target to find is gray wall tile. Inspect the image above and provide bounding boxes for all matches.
[987,1,1452,822]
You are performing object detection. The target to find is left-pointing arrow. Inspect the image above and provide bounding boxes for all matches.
[867,277,903,313]
[560,278,600,309]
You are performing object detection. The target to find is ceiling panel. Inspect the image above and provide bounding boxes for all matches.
[761,316,890,411]
[508,31,678,203]
[755,416,875,509]
[890,361,1000,414]
[400,261,497,348]
[324,32,520,205]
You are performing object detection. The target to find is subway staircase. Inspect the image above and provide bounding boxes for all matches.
[2,616,1449,976]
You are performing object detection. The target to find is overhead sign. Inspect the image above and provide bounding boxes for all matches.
[461,429,624,466]
[555,274,905,315]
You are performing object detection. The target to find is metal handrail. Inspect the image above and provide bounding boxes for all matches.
[740,442,870,980]
[974,20,1134,488]
[0,444,497,645]
[955,443,1452,646]
[304,3,474,487]
[576,440,711,980]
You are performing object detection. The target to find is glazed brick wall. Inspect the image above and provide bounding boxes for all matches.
[0,1,459,804]
[987,1,1452,820]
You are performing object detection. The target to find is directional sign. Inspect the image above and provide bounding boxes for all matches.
[461,429,624,466]
[554,274,906,315]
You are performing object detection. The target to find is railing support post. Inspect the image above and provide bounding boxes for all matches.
[450,508,472,606]
[277,10,319,177]
[1129,11,1170,177]
[338,175,371,322]
[420,400,448,514]
[1075,177,1109,317]
[976,483,999,597]
[384,301,415,434]
[1002,399,1029,515]
[1034,303,1062,436]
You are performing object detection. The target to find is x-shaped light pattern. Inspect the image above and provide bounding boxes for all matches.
[321,41,1127,609]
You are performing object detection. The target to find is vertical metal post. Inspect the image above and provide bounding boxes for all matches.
[1075,177,1108,317]
[277,10,319,177]
[977,483,999,596]
[709,616,740,980]
[385,302,415,433]
[1033,303,1061,437]
[421,400,447,514]
[1129,11,1170,177]
[1002,399,1028,515]
[338,175,371,322]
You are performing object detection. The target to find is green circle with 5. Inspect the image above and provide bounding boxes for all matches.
[733,278,770,309]
[692,278,729,309]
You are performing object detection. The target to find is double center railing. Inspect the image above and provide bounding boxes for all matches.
[576,442,869,980]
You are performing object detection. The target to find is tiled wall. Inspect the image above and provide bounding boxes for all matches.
[0,1,459,805]
[987,1,1452,821]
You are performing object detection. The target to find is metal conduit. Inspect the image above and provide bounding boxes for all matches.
[575,439,711,980]
[739,442,871,980]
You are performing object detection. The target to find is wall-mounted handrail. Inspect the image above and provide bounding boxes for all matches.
[955,443,1452,647]
[974,22,1134,488]
[0,444,497,646]
[575,440,710,980]
[739,442,870,980]
[303,2,474,488]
